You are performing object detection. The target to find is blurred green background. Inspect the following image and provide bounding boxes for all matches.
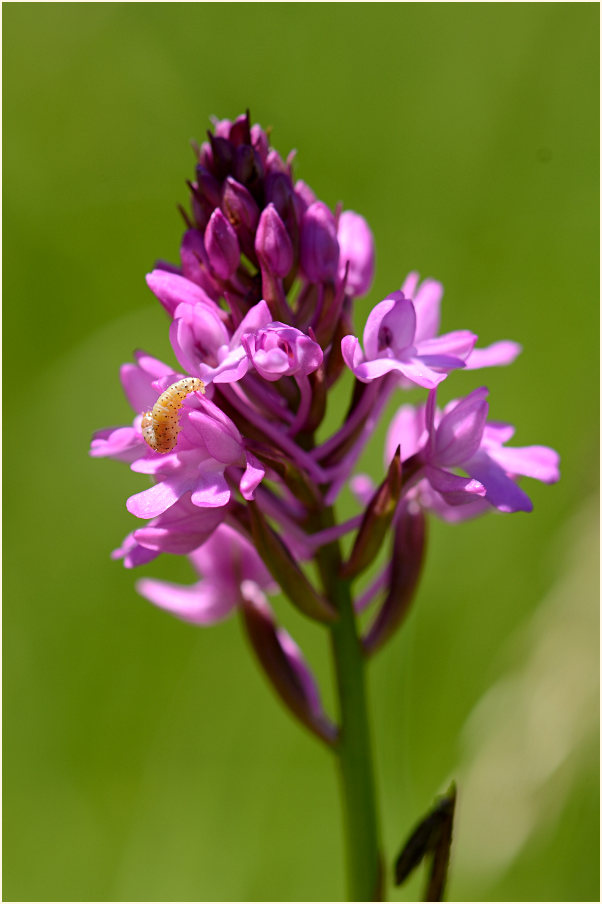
[3,4,599,902]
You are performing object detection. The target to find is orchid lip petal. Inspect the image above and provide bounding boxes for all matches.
[485,444,560,483]
[466,455,534,512]
[425,465,487,505]
[127,475,196,519]
[466,340,522,370]
[136,578,237,625]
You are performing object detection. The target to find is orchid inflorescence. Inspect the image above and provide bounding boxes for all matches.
[91,111,559,897]
[91,110,559,742]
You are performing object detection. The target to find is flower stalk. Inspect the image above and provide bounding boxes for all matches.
[316,516,382,902]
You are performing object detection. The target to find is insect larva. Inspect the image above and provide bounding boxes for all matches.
[141,377,205,453]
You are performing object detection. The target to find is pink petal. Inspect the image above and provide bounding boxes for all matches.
[230,299,272,346]
[134,509,225,555]
[400,271,420,298]
[133,350,176,378]
[120,354,172,411]
[349,474,376,505]
[136,578,238,625]
[190,465,231,508]
[425,465,487,505]
[434,388,489,466]
[486,444,560,483]
[466,341,522,370]
[409,277,443,343]
[394,358,449,389]
[191,524,273,589]
[417,330,477,362]
[385,404,428,463]
[127,474,196,519]
[482,421,516,445]
[90,426,144,463]
[341,334,364,372]
[240,454,265,500]
[378,295,417,354]
[337,210,375,297]
[205,346,250,385]
[183,409,242,463]
[362,296,398,359]
[348,356,402,383]
[465,456,533,513]
[146,269,222,319]
[112,532,160,568]
[251,346,291,379]
[169,303,230,374]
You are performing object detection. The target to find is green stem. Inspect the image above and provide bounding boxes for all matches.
[316,515,383,902]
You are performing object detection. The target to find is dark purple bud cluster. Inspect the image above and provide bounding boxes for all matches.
[183,112,372,339]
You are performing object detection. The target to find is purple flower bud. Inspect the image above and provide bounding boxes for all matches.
[229,112,251,147]
[265,171,295,219]
[250,123,269,164]
[247,502,336,623]
[179,229,222,300]
[295,180,317,214]
[240,582,337,745]
[255,203,294,277]
[222,176,260,232]
[211,117,232,139]
[234,144,264,189]
[198,140,213,170]
[363,502,427,655]
[207,132,235,180]
[337,210,375,297]
[300,201,340,284]
[265,148,288,175]
[205,208,240,280]
[341,448,403,579]
[194,165,222,209]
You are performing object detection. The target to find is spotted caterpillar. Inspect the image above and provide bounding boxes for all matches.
[141,377,205,453]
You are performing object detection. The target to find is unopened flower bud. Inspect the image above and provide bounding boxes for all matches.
[337,210,375,297]
[234,144,264,190]
[341,448,403,580]
[295,180,317,214]
[211,118,232,139]
[250,123,269,164]
[300,201,340,283]
[194,165,222,209]
[265,171,295,219]
[255,203,294,277]
[229,112,251,147]
[363,502,427,655]
[205,208,240,280]
[207,132,234,180]
[265,148,288,175]
[241,582,338,746]
[180,229,221,299]
[222,176,260,232]
[248,502,336,623]
[198,140,213,170]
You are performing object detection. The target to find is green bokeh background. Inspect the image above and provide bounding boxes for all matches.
[4,4,599,901]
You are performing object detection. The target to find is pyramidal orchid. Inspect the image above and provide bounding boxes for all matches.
[91,111,559,902]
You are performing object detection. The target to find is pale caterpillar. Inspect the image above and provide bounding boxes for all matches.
[141,377,205,453]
